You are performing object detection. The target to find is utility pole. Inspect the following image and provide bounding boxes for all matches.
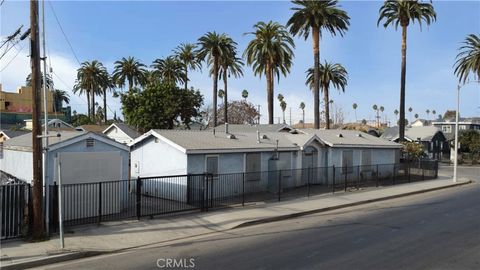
[30,0,44,239]
[41,0,50,234]
[289,107,292,126]
[257,104,261,125]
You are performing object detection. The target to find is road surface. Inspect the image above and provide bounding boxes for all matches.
[38,166,479,270]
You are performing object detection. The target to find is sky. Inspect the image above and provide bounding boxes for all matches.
[1,0,479,125]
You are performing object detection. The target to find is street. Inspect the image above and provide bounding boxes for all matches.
[38,166,479,270]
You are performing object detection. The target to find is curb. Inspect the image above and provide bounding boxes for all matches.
[1,251,108,270]
[233,180,473,229]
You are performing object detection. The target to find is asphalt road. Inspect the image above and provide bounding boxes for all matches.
[38,166,479,270]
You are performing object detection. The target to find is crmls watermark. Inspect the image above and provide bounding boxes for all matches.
[156,258,196,268]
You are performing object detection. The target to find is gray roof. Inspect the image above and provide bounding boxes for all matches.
[104,123,140,139]
[131,128,402,153]
[0,129,29,139]
[211,124,293,133]
[381,126,442,142]
[3,131,85,151]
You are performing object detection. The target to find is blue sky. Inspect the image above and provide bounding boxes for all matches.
[1,0,479,124]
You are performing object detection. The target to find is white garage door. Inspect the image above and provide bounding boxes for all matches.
[58,151,122,184]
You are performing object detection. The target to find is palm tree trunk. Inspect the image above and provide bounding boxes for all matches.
[185,65,188,91]
[399,25,407,141]
[103,88,107,124]
[324,84,330,129]
[91,89,96,122]
[213,58,219,127]
[128,78,133,93]
[282,110,285,124]
[86,91,91,119]
[266,62,274,124]
[223,67,228,124]
[312,26,320,129]
[354,109,357,122]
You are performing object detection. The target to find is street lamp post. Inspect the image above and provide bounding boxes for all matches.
[453,81,479,183]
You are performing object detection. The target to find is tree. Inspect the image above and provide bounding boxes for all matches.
[244,21,295,124]
[378,0,436,141]
[218,89,225,104]
[197,32,235,127]
[352,103,358,122]
[174,43,202,90]
[306,61,348,129]
[454,34,480,84]
[52,89,70,112]
[71,113,92,126]
[394,109,399,122]
[443,110,456,120]
[151,56,186,86]
[216,41,243,124]
[431,109,436,119]
[74,60,108,120]
[373,104,379,127]
[426,109,430,119]
[121,83,204,132]
[408,106,413,122]
[112,56,147,93]
[287,0,350,129]
[100,71,115,123]
[95,106,104,124]
[380,106,385,124]
[414,113,419,119]
[402,141,425,160]
[215,100,260,125]
[300,102,306,127]
[459,130,480,155]
[361,119,367,125]
[242,89,249,100]
[26,72,54,90]
[277,94,286,124]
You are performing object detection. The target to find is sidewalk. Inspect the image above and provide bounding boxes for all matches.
[0,177,472,269]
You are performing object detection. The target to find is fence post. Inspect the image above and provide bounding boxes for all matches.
[136,177,141,220]
[97,182,102,225]
[393,164,396,185]
[202,173,207,211]
[332,165,335,194]
[242,173,245,207]
[307,168,310,197]
[376,164,379,187]
[408,161,411,183]
[435,160,438,178]
[344,166,347,192]
[422,160,425,180]
[356,166,360,189]
[210,174,213,208]
[278,170,282,202]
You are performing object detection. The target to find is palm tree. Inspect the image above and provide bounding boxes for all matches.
[426,109,430,119]
[244,21,295,124]
[74,60,107,120]
[216,43,244,124]
[197,32,235,126]
[100,70,114,123]
[112,56,148,93]
[174,43,202,90]
[352,103,358,122]
[454,34,480,84]
[431,109,436,120]
[287,0,350,129]
[378,0,436,141]
[373,104,378,127]
[408,106,413,122]
[394,109,399,122]
[52,89,70,112]
[151,56,185,85]
[414,113,419,119]
[242,89,249,101]
[306,61,348,129]
[280,100,287,124]
[380,106,385,124]
[218,89,225,105]
[300,102,306,127]
[26,72,54,90]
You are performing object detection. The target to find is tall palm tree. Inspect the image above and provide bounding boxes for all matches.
[352,103,358,122]
[174,43,202,90]
[300,102,306,127]
[52,89,70,112]
[287,0,350,129]
[26,72,54,90]
[112,56,148,93]
[244,21,295,124]
[378,0,436,141]
[426,109,430,119]
[454,34,480,84]
[431,109,436,120]
[100,70,114,123]
[306,61,347,129]
[394,109,399,122]
[197,32,235,126]
[380,106,385,124]
[242,89,249,101]
[372,104,379,127]
[279,98,287,124]
[215,42,244,124]
[218,89,225,105]
[414,113,419,119]
[74,60,107,120]
[408,106,413,122]
[151,56,185,85]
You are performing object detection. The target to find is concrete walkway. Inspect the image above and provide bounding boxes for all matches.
[0,177,472,269]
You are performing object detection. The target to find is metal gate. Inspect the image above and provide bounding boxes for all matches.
[1,184,31,240]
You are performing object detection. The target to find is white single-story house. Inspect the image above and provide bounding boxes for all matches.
[24,118,74,130]
[129,127,402,201]
[1,131,130,221]
[103,122,141,144]
[0,129,29,142]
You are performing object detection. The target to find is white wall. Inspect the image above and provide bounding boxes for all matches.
[104,126,133,144]
[0,149,33,183]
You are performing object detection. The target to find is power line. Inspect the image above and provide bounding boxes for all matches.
[48,0,81,65]
[0,42,25,72]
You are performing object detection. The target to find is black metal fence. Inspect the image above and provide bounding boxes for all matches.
[1,184,31,240]
[45,161,438,231]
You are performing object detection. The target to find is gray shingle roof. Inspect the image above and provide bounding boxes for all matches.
[0,129,29,139]
[3,131,85,151]
[300,129,402,148]
[211,124,292,133]
[381,126,442,142]
[105,123,141,139]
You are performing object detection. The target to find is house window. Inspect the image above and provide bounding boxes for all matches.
[206,156,218,176]
[245,153,261,181]
[460,125,467,130]
[442,125,452,133]
[342,150,353,174]
[85,138,95,147]
[361,150,371,166]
